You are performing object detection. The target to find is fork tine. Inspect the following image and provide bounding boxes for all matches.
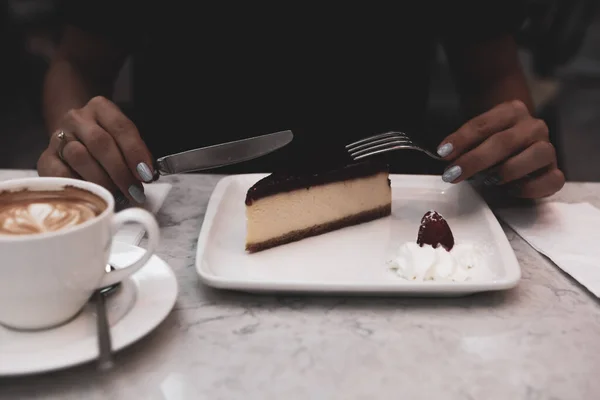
[349,139,414,157]
[352,144,416,160]
[346,131,442,161]
[392,131,409,139]
[345,132,400,149]
[347,136,413,153]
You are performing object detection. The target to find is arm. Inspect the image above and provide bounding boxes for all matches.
[38,23,155,204]
[43,26,129,133]
[437,33,564,198]
[443,33,534,118]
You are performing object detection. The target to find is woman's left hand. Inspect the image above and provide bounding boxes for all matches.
[436,100,565,199]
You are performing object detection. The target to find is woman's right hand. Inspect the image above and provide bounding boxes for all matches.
[37,96,156,204]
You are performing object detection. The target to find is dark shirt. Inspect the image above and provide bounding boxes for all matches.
[63,2,524,174]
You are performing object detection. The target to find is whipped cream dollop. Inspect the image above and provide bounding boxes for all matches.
[389,241,493,282]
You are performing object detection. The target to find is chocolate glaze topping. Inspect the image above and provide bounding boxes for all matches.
[245,159,389,205]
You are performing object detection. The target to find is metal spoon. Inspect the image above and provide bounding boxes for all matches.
[95,264,121,371]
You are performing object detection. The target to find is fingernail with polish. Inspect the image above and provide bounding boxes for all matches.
[437,143,453,158]
[128,185,146,204]
[442,165,462,183]
[136,162,154,183]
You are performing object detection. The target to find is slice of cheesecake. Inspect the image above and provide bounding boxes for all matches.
[245,161,392,252]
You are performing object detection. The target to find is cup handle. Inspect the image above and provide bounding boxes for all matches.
[95,208,160,289]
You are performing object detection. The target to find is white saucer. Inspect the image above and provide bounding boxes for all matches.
[0,242,178,376]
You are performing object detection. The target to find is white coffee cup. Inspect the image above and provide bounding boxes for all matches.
[0,177,160,330]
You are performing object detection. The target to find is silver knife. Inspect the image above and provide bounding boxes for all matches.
[155,130,294,175]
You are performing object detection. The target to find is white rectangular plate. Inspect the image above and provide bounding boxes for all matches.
[195,174,521,296]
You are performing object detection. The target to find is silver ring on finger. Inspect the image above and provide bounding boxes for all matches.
[55,130,72,162]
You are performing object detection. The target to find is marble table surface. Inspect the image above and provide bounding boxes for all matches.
[1,169,600,400]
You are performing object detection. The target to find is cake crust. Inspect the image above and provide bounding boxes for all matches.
[246,203,391,253]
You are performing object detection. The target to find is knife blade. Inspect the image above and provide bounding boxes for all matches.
[155,130,294,175]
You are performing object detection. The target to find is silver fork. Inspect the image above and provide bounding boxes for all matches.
[346,131,442,161]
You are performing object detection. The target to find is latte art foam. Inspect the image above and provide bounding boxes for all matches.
[0,186,107,236]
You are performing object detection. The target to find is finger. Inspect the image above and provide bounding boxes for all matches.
[513,168,565,199]
[442,118,549,183]
[87,96,155,183]
[59,140,117,192]
[48,129,108,185]
[437,100,530,160]
[36,149,78,178]
[489,141,556,184]
[62,109,146,204]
